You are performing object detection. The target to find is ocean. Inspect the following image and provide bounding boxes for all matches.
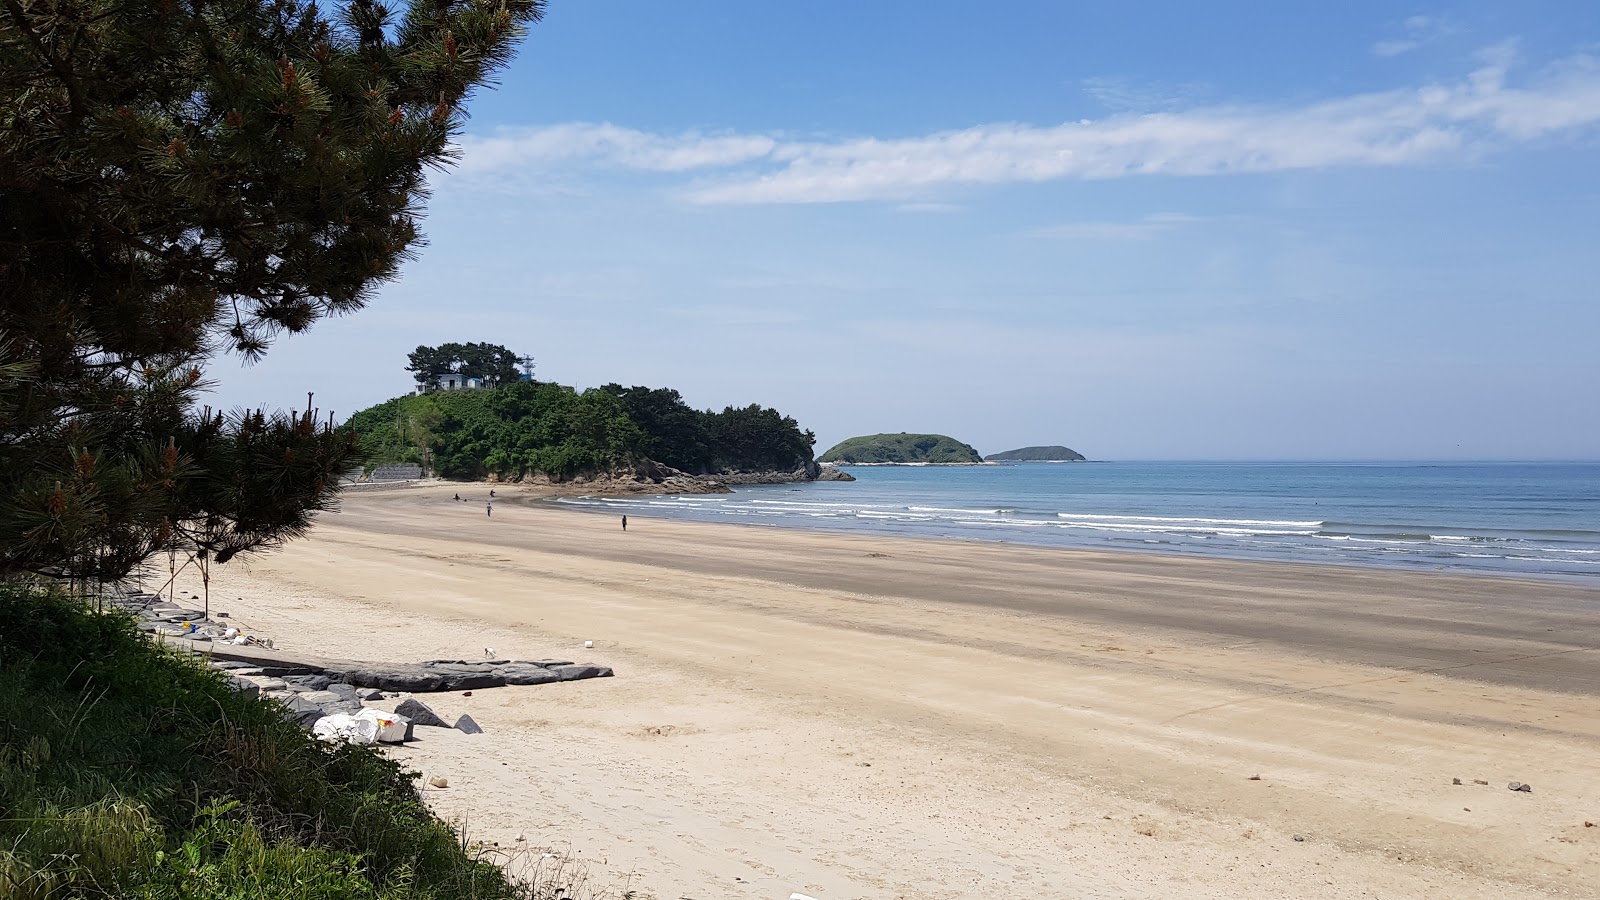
[553,461,1600,579]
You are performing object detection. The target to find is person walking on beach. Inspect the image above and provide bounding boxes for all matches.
[490,489,496,498]
[621,515,627,532]
[486,501,492,518]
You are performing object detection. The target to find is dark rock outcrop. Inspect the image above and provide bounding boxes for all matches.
[395,698,449,728]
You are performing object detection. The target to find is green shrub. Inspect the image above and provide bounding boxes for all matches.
[0,585,525,899]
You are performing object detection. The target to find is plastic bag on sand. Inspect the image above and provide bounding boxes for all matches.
[312,709,410,746]
[360,708,411,743]
[313,713,379,745]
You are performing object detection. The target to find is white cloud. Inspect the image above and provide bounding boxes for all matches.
[455,123,776,175]
[455,52,1600,204]
[1373,13,1454,57]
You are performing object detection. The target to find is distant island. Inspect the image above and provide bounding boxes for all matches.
[819,433,985,465]
[985,445,1087,462]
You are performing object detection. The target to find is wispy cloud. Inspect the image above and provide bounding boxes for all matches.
[1024,213,1203,241]
[1373,14,1454,58]
[456,123,775,175]
[1080,76,1212,112]
[455,51,1600,204]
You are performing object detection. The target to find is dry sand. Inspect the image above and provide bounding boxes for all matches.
[179,483,1600,899]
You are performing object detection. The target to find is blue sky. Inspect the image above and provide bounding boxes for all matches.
[214,1,1600,459]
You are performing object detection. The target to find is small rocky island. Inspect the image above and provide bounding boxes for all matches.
[819,433,985,465]
[985,445,1087,461]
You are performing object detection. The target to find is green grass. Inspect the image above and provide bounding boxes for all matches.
[0,585,533,899]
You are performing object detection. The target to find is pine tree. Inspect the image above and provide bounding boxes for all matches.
[0,0,544,584]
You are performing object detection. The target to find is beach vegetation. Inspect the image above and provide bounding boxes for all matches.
[0,583,549,899]
[347,382,817,481]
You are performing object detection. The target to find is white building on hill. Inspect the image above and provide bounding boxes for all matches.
[422,373,483,392]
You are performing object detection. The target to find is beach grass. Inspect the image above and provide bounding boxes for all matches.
[0,584,536,900]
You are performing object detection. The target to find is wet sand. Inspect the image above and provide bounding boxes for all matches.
[194,483,1600,899]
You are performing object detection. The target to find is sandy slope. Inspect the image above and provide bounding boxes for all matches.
[179,483,1600,899]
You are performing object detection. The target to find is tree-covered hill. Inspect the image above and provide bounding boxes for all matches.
[819,433,984,464]
[985,445,1087,461]
[347,382,818,481]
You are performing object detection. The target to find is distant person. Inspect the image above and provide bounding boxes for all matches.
[453,493,460,501]
[621,515,627,532]
[490,489,496,497]
[486,501,492,518]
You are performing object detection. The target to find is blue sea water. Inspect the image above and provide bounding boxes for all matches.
[554,462,1600,579]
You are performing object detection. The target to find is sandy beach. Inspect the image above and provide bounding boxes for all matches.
[181,483,1600,899]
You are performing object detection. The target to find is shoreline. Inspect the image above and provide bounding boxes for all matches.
[212,483,1600,897]
[539,489,1600,587]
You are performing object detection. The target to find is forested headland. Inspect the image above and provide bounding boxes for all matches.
[349,381,822,482]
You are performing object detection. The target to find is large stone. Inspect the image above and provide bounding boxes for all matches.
[436,671,506,691]
[285,675,333,691]
[454,714,483,735]
[526,659,574,668]
[394,698,449,728]
[279,696,326,726]
[546,664,613,682]
[260,665,319,677]
[228,676,260,700]
[325,683,359,702]
[298,690,347,707]
[333,669,446,692]
[492,663,560,686]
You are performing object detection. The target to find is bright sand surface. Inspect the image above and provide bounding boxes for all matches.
[184,483,1600,899]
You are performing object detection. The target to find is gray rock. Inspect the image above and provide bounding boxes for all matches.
[334,669,447,692]
[358,688,385,701]
[211,660,255,670]
[285,675,333,691]
[298,690,345,707]
[1452,778,1462,785]
[279,696,326,726]
[492,663,560,686]
[394,698,449,728]
[547,663,614,682]
[527,659,574,668]
[260,665,319,677]
[436,671,505,691]
[326,683,359,702]
[228,677,260,700]
[249,678,289,692]
[229,667,264,677]
[1293,834,1306,842]
[454,714,483,734]
[1509,781,1533,793]
[422,659,510,668]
